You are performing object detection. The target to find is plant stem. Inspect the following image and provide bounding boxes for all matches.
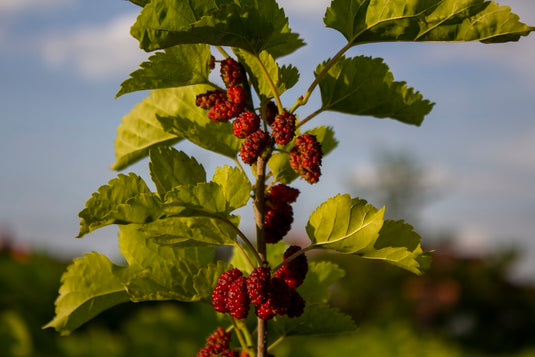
[254,54,283,114]
[296,108,323,129]
[272,245,315,272]
[289,41,353,114]
[254,155,268,357]
[216,45,231,58]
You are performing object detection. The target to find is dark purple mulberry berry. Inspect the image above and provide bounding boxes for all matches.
[268,184,300,205]
[220,58,244,88]
[287,288,305,318]
[233,111,260,139]
[267,277,292,316]
[274,245,308,289]
[239,130,271,165]
[212,268,243,313]
[264,205,293,244]
[227,276,250,319]
[264,100,278,125]
[247,267,271,305]
[271,112,296,145]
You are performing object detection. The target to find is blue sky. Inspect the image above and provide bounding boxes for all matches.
[1,0,534,280]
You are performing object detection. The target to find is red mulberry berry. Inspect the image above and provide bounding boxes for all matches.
[209,55,215,70]
[271,112,296,145]
[255,299,276,321]
[197,327,231,356]
[196,90,226,109]
[227,276,250,319]
[268,184,300,205]
[227,86,248,106]
[287,288,305,318]
[289,134,323,184]
[264,100,278,125]
[233,111,260,139]
[220,58,244,88]
[239,130,271,165]
[212,268,243,313]
[208,101,244,122]
[274,245,308,289]
[247,267,271,305]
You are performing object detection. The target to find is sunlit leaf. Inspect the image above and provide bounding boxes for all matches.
[193,260,233,301]
[234,49,299,101]
[131,0,304,58]
[43,252,130,335]
[324,0,534,46]
[156,85,242,159]
[78,173,164,237]
[149,147,206,197]
[316,56,434,126]
[212,165,252,213]
[112,89,185,171]
[116,44,212,97]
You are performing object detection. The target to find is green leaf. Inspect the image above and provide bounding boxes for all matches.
[298,261,345,305]
[131,0,304,58]
[112,89,185,171]
[359,220,432,275]
[234,49,299,101]
[272,304,356,337]
[165,182,228,216]
[324,0,534,46]
[193,260,233,301]
[128,0,149,6]
[212,165,252,213]
[134,215,240,247]
[306,194,385,253]
[43,252,130,335]
[118,224,215,268]
[78,173,164,237]
[149,147,206,197]
[316,56,434,126]
[268,126,338,184]
[116,44,212,97]
[156,85,242,159]
[271,261,355,337]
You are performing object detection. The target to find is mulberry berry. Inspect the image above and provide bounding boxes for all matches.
[247,267,271,305]
[287,288,305,318]
[233,111,260,139]
[267,277,292,316]
[274,245,308,289]
[264,100,278,125]
[196,90,226,109]
[212,268,243,313]
[271,112,296,145]
[289,134,323,184]
[264,205,293,244]
[227,276,250,319]
[197,327,231,357]
[239,130,271,165]
[267,184,300,206]
[209,55,215,70]
[208,101,244,123]
[220,58,244,88]
[227,86,248,106]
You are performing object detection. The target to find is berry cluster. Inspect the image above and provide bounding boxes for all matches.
[211,247,308,321]
[197,327,240,357]
[271,112,296,145]
[264,184,299,244]
[196,58,248,123]
[289,134,323,183]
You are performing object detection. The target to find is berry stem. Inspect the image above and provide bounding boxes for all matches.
[289,41,353,114]
[272,245,314,272]
[253,53,283,114]
[216,45,231,58]
[254,155,268,357]
[296,108,323,129]
[221,217,262,266]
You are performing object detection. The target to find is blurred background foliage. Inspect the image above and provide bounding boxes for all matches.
[2,231,535,357]
[2,150,534,356]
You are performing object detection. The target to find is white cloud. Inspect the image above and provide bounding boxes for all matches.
[41,13,147,80]
[0,0,74,14]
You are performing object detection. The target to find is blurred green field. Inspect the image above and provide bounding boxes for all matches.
[2,238,535,357]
